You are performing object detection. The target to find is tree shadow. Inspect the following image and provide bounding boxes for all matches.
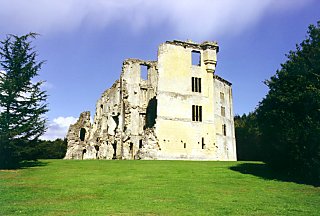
[19,160,49,169]
[229,162,319,187]
[0,160,49,171]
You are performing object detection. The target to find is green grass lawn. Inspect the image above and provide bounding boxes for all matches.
[0,160,319,216]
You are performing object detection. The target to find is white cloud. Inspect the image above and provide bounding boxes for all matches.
[0,0,314,40]
[40,116,77,140]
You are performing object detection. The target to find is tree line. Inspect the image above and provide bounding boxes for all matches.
[235,21,320,185]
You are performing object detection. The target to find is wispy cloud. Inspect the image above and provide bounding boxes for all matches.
[40,116,77,140]
[0,0,314,40]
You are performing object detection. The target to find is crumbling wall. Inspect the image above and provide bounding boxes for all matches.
[65,58,159,160]
[64,111,92,159]
[118,59,158,159]
[136,128,160,160]
[64,40,236,161]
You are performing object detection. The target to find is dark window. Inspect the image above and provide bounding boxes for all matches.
[79,128,86,141]
[139,140,143,149]
[192,105,202,122]
[192,50,201,66]
[184,143,186,148]
[192,105,195,121]
[140,65,148,80]
[192,77,201,93]
[222,124,227,136]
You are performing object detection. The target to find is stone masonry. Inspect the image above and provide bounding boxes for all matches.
[64,40,237,160]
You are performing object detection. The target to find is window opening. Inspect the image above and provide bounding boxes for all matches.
[140,65,148,80]
[220,92,225,101]
[79,128,86,141]
[192,105,202,122]
[95,145,99,158]
[82,149,86,159]
[192,50,201,66]
[222,124,227,136]
[202,137,205,149]
[221,106,226,117]
[184,143,186,149]
[139,140,143,149]
[192,105,195,121]
[192,77,201,93]
[192,77,195,92]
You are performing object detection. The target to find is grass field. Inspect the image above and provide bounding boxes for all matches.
[0,160,319,215]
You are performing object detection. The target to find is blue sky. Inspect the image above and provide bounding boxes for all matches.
[0,0,319,139]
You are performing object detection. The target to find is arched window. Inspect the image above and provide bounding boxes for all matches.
[80,128,86,141]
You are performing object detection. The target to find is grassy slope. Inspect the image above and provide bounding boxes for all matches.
[0,160,319,216]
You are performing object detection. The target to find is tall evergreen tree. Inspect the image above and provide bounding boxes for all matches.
[0,33,48,168]
[256,21,320,185]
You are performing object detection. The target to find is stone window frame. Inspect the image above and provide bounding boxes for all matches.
[191,50,201,66]
[192,77,202,93]
[192,105,202,122]
[220,92,225,102]
[221,106,226,117]
[140,64,148,80]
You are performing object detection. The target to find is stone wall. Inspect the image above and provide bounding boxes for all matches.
[65,40,237,161]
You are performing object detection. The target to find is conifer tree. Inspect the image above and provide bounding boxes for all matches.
[0,33,48,168]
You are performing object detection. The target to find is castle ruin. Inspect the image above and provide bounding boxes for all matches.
[64,40,237,160]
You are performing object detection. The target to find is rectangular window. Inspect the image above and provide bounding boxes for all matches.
[220,92,224,101]
[192,77,201,93]
[221,106,225,117]
[192,105,195,121]
[192,105,202,122]
[222,124,226,136]
[192,50,201,66]
[140,65,148,80]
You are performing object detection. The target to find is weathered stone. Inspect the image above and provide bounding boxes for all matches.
[65,40,237,161]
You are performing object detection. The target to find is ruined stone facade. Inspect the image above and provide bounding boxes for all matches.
[64,40,237,160]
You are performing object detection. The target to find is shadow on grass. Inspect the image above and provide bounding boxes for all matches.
[0,160,49,171]
[19,160,49,169]
[229,163,319,187]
